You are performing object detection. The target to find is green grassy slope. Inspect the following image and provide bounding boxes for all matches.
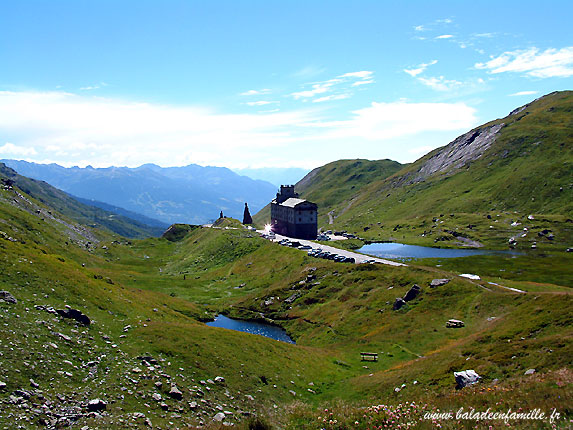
[323,92,573,246]
[0,163,164,238]
[1,158,572,428]
[253,159,403,227]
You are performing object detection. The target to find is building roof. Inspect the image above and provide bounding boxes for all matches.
[275,197,316,208]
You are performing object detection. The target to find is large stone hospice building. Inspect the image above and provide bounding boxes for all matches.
[270,185,317,240]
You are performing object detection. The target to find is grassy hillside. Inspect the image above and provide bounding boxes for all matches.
[1,153,571,428]
[253,159,403,227]
[0,163,164,238]
[256,92,573,253]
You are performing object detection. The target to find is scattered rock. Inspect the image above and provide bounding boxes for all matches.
[213,412,225,422]
[214,376,225,384]
[152,393,162,401]
[524,368,536,375]
[454,370,480,389]
[0,381,6,390]
[168,385,183,400]
[87,399,107,412]
[446,319,465,328]
[56,306,90,326]
[430,279,450,288]
[393,298,406,311]
[403,284,421,302]
[289,390,296,396]
[0,291,17,304]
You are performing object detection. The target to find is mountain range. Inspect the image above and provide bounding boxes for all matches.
[0,161,278,225]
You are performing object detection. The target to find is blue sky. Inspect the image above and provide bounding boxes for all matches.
[0,1,572,169]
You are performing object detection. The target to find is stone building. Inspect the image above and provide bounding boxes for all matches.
[270,185,317,240]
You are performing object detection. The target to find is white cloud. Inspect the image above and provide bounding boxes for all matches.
[509,90,538,97]
[404,60,438,77]
[240,88,272,96]
[436,34,453,39]
[414,25,425,32]
[417,76,463,92]
[291,71,374,101]
[0,142,37,156]
[313,94,351,103]
[245,100,279,106]
[475,47,573,78]
[309,101,477,141]
[351,80,375,87]
[339,71,373,79]
[79,82,108,91]
[0,90,477,168]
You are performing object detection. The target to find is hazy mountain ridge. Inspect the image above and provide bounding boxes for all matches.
[0,163,164,238]
[1,161,278,225]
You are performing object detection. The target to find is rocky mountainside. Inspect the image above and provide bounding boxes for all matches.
[1,161,278,225]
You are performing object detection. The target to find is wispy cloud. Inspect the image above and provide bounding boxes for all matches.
[290,71,374,102]
[79,82,108,91]
[509,90,538,97]
[475,47,573,78]
[435,34,454,39]
[245,100,279,106]
[417,76,463,92]
[240,88,271,96]
[313,94,351,103]
[404,60,438,77]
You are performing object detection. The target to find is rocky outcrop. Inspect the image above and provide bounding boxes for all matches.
[446,319,465,328]
[430,279,450,288]
[454,370,480,389]
[57,306,91,326]
[403,284,422,302]
[0,291,17,304]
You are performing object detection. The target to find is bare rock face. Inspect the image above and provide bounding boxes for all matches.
[412,124,504,184]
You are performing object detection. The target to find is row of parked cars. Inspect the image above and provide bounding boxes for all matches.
[273,238,355,263]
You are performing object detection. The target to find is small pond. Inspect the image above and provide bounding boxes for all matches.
[206,315,295,344]
[358,242,518,261]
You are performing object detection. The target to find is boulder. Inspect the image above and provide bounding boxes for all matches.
[446,319,465,328]
[403,284,421,302]
[87,399,107,412]
[454,370,480,389]
[0,291,17,304]
[524,368,536,375]
[393,298,406,311]
[430,279,450,288]
[57,306,90,326]
[169,385,183,400]
[214,376,225,384]
[213,412,226,422]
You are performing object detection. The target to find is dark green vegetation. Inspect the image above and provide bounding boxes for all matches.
[1,93,572,428]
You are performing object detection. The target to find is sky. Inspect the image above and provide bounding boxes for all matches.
[0,0,572,170]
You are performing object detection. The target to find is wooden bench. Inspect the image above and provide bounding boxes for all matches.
[360,352,378,362]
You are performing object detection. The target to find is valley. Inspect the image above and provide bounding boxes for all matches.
[0,92,572,429]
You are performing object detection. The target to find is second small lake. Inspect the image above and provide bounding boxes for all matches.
[206,314,295,344]
[358,242,517,261]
